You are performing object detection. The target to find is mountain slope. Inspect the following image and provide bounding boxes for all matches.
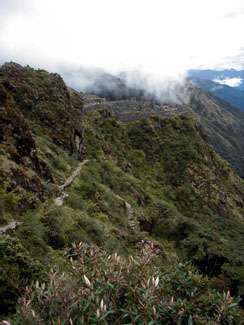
[0,62,84,154]
[84,84,244,178]
[0,63,244,320]
[190,87,244,177]
[190,77,244,111]
[80,70,244,177]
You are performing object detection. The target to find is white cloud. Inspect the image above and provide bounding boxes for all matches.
[0,0,244,79]
[214,77,243,87]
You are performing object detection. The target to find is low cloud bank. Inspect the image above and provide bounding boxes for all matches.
[214,77,243,87]
[60,67,190,105]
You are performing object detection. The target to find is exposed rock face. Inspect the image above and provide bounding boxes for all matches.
[0,84,50,177]
[0,63,85,212]
[0,84,50,207]
[0,62,84,155]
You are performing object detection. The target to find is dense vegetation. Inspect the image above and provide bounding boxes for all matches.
[0,63,244,323]
[82,70,244,177]
[13,242,240,324]
[190,88,244,178]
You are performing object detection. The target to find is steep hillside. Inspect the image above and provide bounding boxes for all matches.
[83,87,244,178]
[82,70,244,177]
[0,62,84,154]
[190,88,244,177]
[0,62,84,226]
[190,77,244,111]
[82,108,244,295]
[0,63,244,322]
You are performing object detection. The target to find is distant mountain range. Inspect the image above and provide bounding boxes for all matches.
[188,69,244,111]
[188,69,244,90]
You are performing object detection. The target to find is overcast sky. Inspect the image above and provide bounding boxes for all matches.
[1,0,244,80]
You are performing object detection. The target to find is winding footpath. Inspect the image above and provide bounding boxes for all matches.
[0,221,21,234]
[124,201,138,231]
[54,159,89,206]
[114,194,138,231]
[53,158,138,230]
[0,160,89,234]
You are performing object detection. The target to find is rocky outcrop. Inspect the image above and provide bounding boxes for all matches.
[0,84,52,210]
[0,84,52,180]
[0,62,84,156]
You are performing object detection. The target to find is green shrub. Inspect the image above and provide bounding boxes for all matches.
[77,214,106,246]
[0,235,45,314]
[0,183,20,223]
[42,207,107,248]
[13,242,241,324]
[42,207,79,249]
[65,191,85,210]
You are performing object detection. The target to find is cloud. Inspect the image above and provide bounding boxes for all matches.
[214,77,243,87]
[223,8,244,19]
[59,66,190,104]
[1,0,244,72]
[0,0,244,103]
[0,0,31,28]
[218,48,244,70]
[0,0,34,64]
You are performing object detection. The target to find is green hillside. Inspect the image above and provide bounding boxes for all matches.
[0,63,243,323]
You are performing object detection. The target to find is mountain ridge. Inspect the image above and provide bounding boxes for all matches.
[190,77,244,111]
[188,68,244,90]
[0,62,244,321]
[83,79,244,178]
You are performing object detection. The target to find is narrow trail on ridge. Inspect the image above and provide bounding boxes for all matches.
[114,194,138,231]
[0,221,21,234]
[0,161,90,233]
[54,159,89,206]
[53,159,138,230]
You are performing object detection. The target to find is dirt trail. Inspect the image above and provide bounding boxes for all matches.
[0,161,89,232]
[115,194,138,231]
[0,221,21,234]
[54,159,89,206]
[124,201,138,231]
[53,160,138,230]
